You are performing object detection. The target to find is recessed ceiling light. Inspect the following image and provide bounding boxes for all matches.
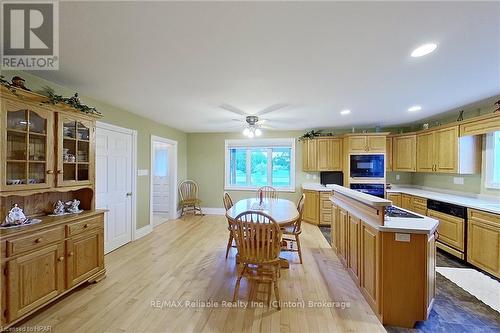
[340,109,351,115]
[408,105,422,112]
[411,43,437,57]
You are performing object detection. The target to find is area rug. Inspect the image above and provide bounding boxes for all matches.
[436,266,500,313]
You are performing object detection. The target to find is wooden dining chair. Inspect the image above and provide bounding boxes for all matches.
[257,186,277,200]
[282,194,305,264]
[232,211,282,309]
[178,180,203,216]
[223,192,235,259]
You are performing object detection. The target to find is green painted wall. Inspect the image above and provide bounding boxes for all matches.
[2,71,188,228]
[187,131,316,208]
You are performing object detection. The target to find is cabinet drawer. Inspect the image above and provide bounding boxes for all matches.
[412,197,427,207]
[468,209,500,227]
[66,217,103,237]
[6,227,64,257]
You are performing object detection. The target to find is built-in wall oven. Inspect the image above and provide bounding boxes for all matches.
[350,154,385,179]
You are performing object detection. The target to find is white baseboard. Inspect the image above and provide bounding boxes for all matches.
[201,207,225,215]
[134,225,153,240]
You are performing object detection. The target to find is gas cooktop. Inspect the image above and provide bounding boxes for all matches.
[385,206,424,219]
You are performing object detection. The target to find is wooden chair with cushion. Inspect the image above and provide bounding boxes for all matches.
[223,192,235,259]
[281,194,305,264]
[232,211,282,309]
[257,186,277,200]
[178,180,203,216]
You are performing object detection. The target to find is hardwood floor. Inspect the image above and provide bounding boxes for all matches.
[16,215,385,333]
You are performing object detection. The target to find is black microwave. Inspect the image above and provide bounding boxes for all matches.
[350,154,385,178]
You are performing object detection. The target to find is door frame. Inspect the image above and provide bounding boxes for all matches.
[150,135,178,225]
[96,121,138,241]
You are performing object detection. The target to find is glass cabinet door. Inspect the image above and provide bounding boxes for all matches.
[2,101,54,190]
[57,115,93,186]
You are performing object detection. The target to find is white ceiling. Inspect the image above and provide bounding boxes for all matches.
[32,1,500,133]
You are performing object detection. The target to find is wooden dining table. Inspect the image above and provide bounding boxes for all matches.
[225,198,299,268]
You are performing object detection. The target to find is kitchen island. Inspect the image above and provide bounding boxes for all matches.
[329,185,439,328]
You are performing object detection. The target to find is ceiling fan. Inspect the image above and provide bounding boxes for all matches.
[219,103,289,138]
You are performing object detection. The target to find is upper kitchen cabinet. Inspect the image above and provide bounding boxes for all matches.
[1,99,55,192]
[345,134,387,153]
[302,139,317,172]
[317,138,343,171]
[393,134,416,172]
[386,137,393,171]
[416,125,481,174]
[459,113,500,136]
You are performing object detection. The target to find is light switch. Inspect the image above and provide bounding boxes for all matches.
[396,174,400,180]
[395,233,411,242]
[453,177,464,185]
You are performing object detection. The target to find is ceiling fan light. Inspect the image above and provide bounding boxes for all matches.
[243,128,250,136]
[247,131,254,138]
[255,128,262,136]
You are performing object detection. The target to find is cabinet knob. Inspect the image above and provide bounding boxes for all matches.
[57,170,63,174]
[68,251,74,257]
[47,170,54,174]
[58,256,64,262]
[35,238,42,243]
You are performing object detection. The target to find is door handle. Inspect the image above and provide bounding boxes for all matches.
[126,192,132,197]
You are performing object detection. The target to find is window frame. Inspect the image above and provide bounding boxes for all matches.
[485,131,500,189]
[224,138,296,192]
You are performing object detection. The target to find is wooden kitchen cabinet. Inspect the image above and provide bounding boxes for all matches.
[386,137,393,171]
[401,194,412,210]
[331,200,339,251]
[393,134,416,172]
[428,209,465,252]
[319,192,333,225]
[66,229,104,287]
[348,214,360,284]
[301,139,317,172]
[360,222,380,313]
[416,125,480,174]
[387,193,402,207]
[346,135,386,153]
[411,196,427,216]
[317,138,342,171]
[467,209,500,278]
[338,207,348,264]
[5,242,65,322]
[302,190,319,224]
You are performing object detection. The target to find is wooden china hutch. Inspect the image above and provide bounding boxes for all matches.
[0,85,105,329]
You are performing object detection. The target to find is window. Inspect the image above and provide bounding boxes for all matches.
[485,131,500,189]
[225,138,295,191]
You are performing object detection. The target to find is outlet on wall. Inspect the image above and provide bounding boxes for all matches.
[396,174,400,181]
[306,174,311,180]
[453,177,464,185]
[312,174,317,180]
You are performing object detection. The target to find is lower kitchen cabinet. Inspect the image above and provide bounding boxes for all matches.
[338,207,348,264]
[428,209,465,253]
[347,215,360,283]
[302,190,319,224]
[6,243,65,322]
[331,201,339,251]
[401,194,412,210]
[360,222,380,313]
[387,193,401,207]
[467,209,500,278]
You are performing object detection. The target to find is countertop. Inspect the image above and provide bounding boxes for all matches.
[386,186,500,215]
[331,184,392,207]
[301,183,334,192]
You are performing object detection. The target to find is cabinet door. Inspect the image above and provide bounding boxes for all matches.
[367,136,386,152]
[319,193,332,225]
[66,230,104,287]
[57,114,94,187]
[317,138,331,171]
[428,209,464,251]
[1,100,54,191]
[302,140,309,171]
[348,214,360,283]
[401,194,412,210]
[6,243,65,322]
[416,132,435,172]
[360,222,380,312]
[338,208,348,263]
[331,202,339,250]
[393,135,416,172]
[307,139,318,171]
[331,139,343,171]
[435,126,458,173]
[348,136,367,152]
[467,218,500,277]
[302,190,319,225]
[387,193,402,207]
[426,233,436,316]
[386,137,393,171]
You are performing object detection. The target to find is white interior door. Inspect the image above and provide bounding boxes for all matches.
[152,143,170,213]
[96,125,133,253]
